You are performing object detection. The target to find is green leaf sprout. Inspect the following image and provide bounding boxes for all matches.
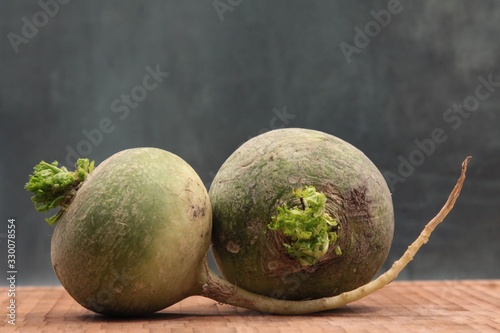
[24,159,95,225]
[269,186,341,266]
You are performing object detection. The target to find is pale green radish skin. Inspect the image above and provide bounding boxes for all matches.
[209,128,395,300]
[51,148,212,316]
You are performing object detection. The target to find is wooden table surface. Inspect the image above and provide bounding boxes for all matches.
[1,280,499,332]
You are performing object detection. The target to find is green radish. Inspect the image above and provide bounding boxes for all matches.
[26,148,212,316]
[26,143,470,316]
[209,128,395,299]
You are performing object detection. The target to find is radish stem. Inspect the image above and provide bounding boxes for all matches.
[202,156,471,314]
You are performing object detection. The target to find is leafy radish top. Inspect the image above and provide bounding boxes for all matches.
[25,159,94,225]
[269,186,341,266]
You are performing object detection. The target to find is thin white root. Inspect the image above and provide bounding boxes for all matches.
[203,156,472,314]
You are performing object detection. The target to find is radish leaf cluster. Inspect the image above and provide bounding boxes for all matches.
[268,186,341,266]
[25,159,94,225]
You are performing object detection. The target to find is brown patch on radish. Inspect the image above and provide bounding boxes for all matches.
[226,241,240,254]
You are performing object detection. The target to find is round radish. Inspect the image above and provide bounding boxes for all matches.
[209,128,394,299]
[26,148,212,315]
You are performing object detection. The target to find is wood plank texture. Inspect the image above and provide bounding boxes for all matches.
[1,280,499,332]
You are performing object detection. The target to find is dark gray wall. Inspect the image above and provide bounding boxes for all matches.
[1,1,499,286]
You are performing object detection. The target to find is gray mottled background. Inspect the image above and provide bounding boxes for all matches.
[1,1,499,286]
